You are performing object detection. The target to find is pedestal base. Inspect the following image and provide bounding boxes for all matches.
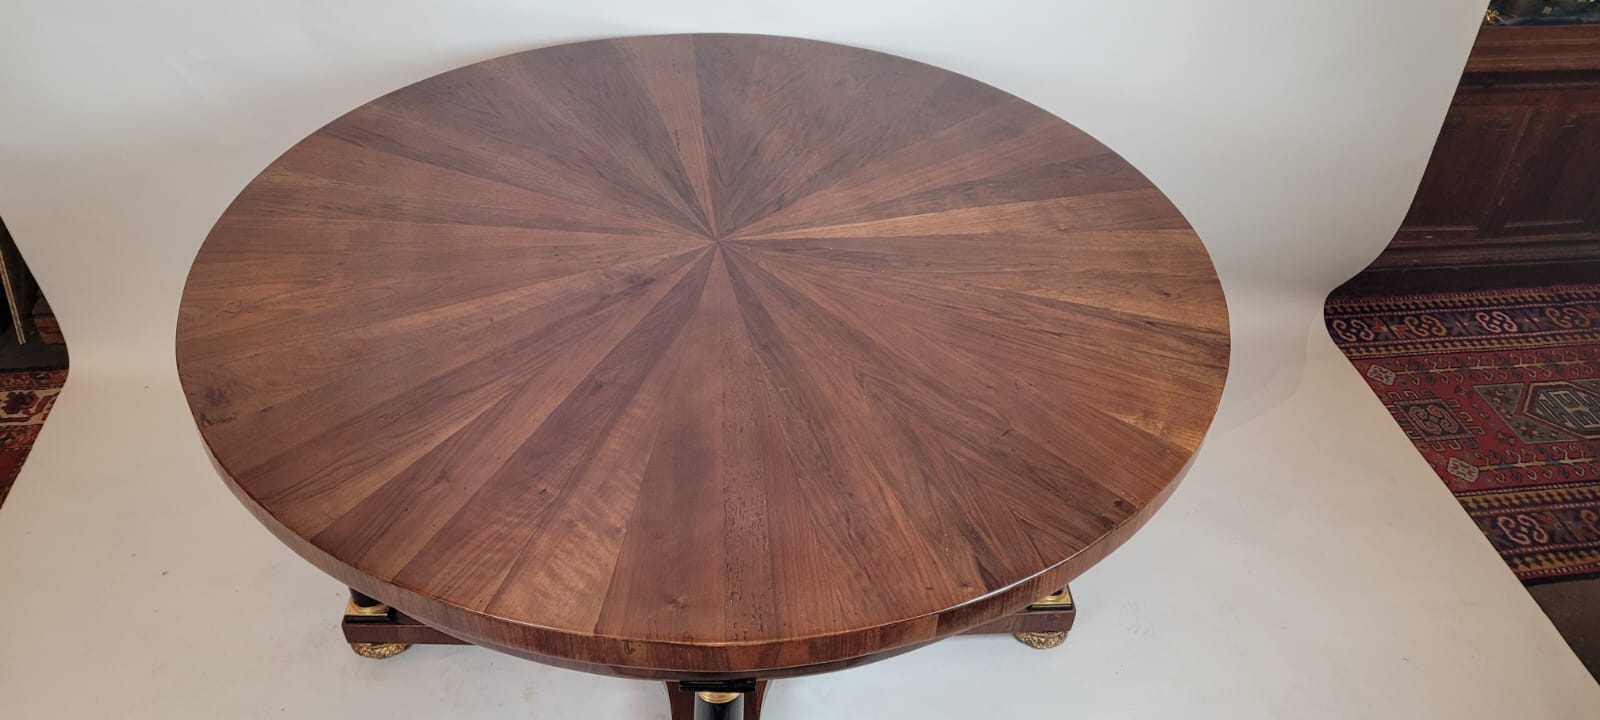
[666,680,768,720]
[340,586,1076,653]
[338,586,1074,716]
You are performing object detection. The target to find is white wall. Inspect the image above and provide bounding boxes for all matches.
[1,0,1477,365]
[1,2,1596,719]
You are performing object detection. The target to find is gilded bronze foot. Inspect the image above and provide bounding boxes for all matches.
[349,642,412,659]
[1013,631,1068,650]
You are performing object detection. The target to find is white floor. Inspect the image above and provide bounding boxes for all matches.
[1,288,1595,719]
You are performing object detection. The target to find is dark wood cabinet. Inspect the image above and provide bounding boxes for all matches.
[1499,92,1600,236]
[1377,25,1600,269]
[1397,92,1539,241]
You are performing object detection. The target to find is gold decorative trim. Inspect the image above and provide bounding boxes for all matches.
[1028,587,1074,609]
[695,691,742,705]
[344,598,392,619]
[1013,631,1067,650]
[349,642,411,659]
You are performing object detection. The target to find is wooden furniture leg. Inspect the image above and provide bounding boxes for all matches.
[343,588,411,659]
[975,586,1076,649]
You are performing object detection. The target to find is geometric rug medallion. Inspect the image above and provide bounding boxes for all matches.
[1326,285,1600,581]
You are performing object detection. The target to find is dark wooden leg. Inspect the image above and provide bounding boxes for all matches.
[349,589,385,610]
[667,680,767,720]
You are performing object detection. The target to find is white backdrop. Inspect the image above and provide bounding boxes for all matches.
[2,1,1596,718]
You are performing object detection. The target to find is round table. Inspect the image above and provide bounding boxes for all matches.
[177,33,1228,718]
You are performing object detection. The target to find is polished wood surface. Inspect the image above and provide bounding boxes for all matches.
[177,34,1228,679]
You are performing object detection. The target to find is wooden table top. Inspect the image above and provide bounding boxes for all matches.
[177,34,1229,680]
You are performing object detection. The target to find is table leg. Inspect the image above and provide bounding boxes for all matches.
[344,588,411,659]
[1011,586,1073,650]
[667,680,767,720]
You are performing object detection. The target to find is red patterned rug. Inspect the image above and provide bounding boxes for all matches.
[1325,285,1600,581]
[0,369,66,509]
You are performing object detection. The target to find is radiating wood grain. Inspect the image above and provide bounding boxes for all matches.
[176,33,1229,680]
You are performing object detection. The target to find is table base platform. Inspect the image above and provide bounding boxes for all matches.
[342,587,1075,719]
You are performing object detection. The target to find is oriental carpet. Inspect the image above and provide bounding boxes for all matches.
[1325,285,1600,581]
[0,369,66,509]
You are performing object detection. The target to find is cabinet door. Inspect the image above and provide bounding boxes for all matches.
[1495,90,1600,237]
[1394,91,1541,244]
